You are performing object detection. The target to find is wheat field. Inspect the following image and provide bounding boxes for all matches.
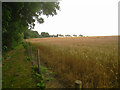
[26,36,118,88]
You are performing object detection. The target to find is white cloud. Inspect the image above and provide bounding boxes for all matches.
[33,0,119,36]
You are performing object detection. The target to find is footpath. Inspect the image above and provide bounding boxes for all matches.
[2,45,36,88]
[2,44,65,88]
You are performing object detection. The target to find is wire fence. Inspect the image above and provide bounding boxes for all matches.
[23,41,82,88]
[23,41,40,73]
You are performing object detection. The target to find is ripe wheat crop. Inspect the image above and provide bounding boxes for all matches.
[26,36,118,88]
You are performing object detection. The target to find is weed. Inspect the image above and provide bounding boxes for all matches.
[26,57,31,61]
[37,82,45,89]
[32,65,46,89]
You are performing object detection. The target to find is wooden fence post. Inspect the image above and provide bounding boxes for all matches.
[37,49,40,74]
[75,80,82,89]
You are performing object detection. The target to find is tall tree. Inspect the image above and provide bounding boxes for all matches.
[2,2,60,51]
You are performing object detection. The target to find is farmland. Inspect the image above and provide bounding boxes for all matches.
[26,36,118,88]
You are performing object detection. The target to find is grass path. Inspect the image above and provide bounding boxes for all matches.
[2,44,36,88]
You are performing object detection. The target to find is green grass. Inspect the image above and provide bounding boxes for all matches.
[2,44,37,88]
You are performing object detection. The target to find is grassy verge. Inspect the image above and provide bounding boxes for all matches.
[2,44,36,88]
[23,42,54,89]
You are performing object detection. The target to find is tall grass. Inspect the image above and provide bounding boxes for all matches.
[29,36,118,88]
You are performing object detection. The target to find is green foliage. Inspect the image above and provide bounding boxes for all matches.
[40,66,48,73]
[41,32,50,37]
[22,41,33,58]
[28,42,31,46]
[40,66,54,81]
[35,72,45,89]
[26,57,31,61]
[31,65,54,88]
[24,29,40,39]
[32,65,45,89]
[45,77,54,81]
[23,41,31,50]
[2,2,60,52]
[37,82,45,89]
[32,46,35,51]
[35,72,42,79]
[32,65,39,73]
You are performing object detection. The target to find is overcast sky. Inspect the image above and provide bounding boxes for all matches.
[33,0,119,36]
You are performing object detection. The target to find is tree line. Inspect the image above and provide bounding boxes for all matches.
[24,31,56,38]
[24,30,84,38]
